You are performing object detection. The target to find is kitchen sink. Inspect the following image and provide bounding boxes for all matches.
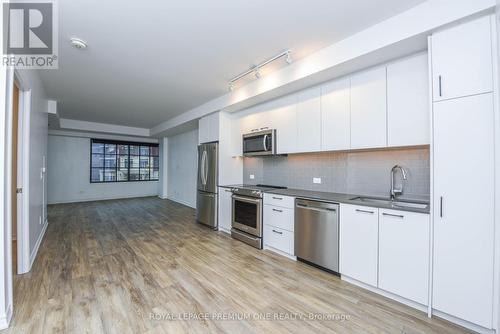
[349,196,429,210]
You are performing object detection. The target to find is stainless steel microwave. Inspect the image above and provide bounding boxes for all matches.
[242,129,276,156]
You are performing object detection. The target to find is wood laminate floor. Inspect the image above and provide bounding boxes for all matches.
[5,197,471,334]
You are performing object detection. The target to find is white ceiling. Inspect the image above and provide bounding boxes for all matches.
[40,0,427,128]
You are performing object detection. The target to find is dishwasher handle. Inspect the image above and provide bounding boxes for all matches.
[296,199,338,213]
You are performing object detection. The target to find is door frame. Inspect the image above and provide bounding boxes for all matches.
[13,70,30,275]
[1,68,31,329]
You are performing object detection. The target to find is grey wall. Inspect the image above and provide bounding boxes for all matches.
[167,129,198,208]
[47,134,159,204]
[243,147,430,200]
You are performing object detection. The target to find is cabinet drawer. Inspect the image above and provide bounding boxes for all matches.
[264,205,294,232]
[264,225,294,255]
[263,193,294,208]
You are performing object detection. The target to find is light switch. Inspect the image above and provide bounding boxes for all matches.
[313,177,322,184]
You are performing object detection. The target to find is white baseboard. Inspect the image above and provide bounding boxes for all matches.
[263,245,297,261]
[0,303,13,330]
[29,222,48,270]
[167,197,196,209]
[48,193,159,205]
[432,310,495,334]
[341,275,428,313]
[218,227,231,235]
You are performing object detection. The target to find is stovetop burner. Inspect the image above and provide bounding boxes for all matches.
[230,184,287,198]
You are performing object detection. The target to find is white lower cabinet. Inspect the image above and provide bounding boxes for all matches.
[218,187,232,233]
[340,204,379,287]
[378,209,429,305]
[263,195,295,257]
[264,225,294,256]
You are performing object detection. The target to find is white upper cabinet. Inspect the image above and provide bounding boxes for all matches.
[378,209,429,305]
[340,204,379,287]
[432,93,495,328]
[431,16,493,101]
[296,87,321,153]
[387,53,430,147]
[198,112,220,144]
[350,66,387,149]
[269,95,297,154]
[321,77,350,151]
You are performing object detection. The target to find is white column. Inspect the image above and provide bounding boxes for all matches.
[158,137,169,199]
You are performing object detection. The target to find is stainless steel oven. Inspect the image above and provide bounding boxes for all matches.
[242,129,276,157]
[231,188,263,249]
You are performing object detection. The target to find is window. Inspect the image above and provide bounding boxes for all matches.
[90,139,159,183]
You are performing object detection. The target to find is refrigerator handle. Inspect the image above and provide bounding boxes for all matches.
[201,150,207,185]
[203,150,208,186]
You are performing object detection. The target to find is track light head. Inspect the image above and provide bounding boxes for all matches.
[228,82,234,91]
[254,68,261,79]
[285,51,292,64]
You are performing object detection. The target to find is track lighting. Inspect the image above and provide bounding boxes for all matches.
[228,50,291,91]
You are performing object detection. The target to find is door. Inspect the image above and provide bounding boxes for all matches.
[378,209,429,305]
[433,94,494,328]
[340,204,379,286]
[296,86,321,153]
[321,77,350,151]
[218,187,232,232]
[387,53,429,147]
[196,191,217,228]
[431,15,493,101]
[11,83,19,275]
[350,66,387,149]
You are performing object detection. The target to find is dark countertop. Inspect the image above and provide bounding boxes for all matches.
[219,185,430,214]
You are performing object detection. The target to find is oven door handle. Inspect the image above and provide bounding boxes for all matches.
[232,195,262,204]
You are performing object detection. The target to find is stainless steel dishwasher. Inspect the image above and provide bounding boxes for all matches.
[295,198,339,273]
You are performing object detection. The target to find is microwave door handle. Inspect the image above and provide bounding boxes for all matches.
[262,134,268,151]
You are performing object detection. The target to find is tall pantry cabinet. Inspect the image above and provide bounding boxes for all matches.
[430,15,497,330]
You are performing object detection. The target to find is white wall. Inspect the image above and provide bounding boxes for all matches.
[47,134,159,204]
[167,129,198,208]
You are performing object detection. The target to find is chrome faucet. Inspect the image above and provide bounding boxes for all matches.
[390,165,407,200]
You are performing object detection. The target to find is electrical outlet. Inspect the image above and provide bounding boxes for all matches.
[313,177,322,184]
[249,174,255,179]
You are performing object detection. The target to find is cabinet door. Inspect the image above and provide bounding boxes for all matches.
[271,95,297,154]
[296,87,321,153]
[218,187,232,232]
[378,209,429,305]
[431,15,493,101]
[208,112,220,142]
[340,204,378,286]
[321,77,350,151]
[387,53,429,147]
[433,94,495,328]
[350,66,387,149]
[198,116,209,144]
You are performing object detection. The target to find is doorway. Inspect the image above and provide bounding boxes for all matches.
[11,83,19,275]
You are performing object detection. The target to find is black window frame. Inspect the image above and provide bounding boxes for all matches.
[90,138,159,183]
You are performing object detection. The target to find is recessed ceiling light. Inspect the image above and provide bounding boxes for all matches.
[70,37,87,50]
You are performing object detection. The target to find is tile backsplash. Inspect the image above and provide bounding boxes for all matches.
[243,147,430,200]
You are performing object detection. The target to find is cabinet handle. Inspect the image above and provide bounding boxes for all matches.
[438,75,442,97]
[440,196,443,218]
[355,209,374,214]
[251,128,259,132]
[272,196,283,200]
[272,208,283,213]
[272,229,283,235]
[382,213,404,219]
[260,127,269,130]
[225,189,232,192]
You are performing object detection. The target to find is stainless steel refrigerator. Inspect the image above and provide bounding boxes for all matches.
[196,142,218,229]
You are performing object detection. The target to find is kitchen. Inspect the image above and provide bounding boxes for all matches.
[2,1,500,333]
[195,14,498,334]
